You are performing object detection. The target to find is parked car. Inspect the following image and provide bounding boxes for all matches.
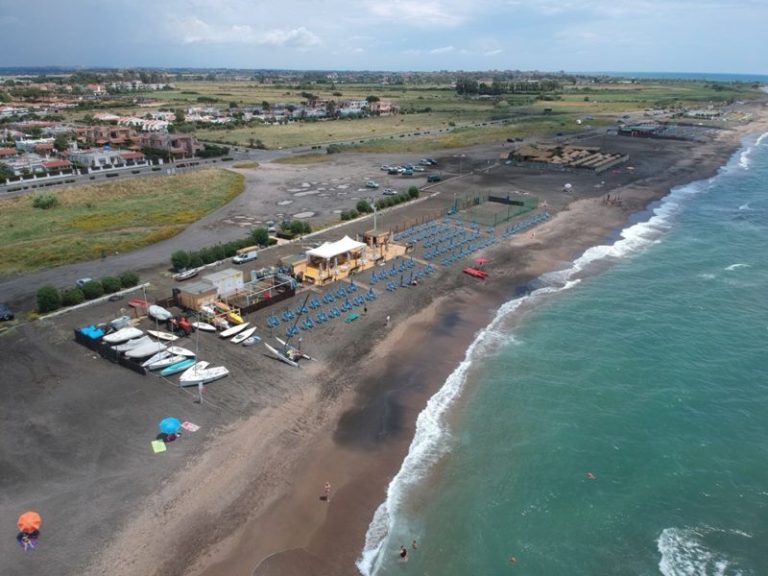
[366,180,380,189]
[383,188,398,196]
[0,303,13,321]
[76,277,93,288]
[427,174,442,182]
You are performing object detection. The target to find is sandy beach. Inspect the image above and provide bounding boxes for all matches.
[2,104,767,576]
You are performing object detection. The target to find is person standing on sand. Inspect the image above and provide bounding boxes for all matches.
[324,481,332,501]
[386,315,390,326]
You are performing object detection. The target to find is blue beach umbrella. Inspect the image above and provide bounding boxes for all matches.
[158,417,181,435]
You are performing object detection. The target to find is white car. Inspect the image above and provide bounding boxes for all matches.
[383,188,398,196]
[76,277,93,288]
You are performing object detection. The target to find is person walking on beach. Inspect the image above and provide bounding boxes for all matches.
[386,315,391,326]
[323,481,332,501]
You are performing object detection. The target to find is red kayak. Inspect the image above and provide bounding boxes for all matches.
[463,266,489,279]
[127,298,149,308]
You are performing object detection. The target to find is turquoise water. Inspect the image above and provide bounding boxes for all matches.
[359,133,768,576]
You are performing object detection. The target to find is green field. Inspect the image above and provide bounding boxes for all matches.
[0,169,244,274]
[67,79,762,151]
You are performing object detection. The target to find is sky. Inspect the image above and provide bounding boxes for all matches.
[1,0,766,74]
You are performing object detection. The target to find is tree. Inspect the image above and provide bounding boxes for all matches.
[171,250,191,272]
[366,95,380,103]
[356,200,373,214]
[0,163,13,181]
[250,227,270,246]
[174,109,185,123]
[37,285,61,313]
[32,192,58,209]
[53,133,69,152]
[408,186,420,199]
[289,220,305,236]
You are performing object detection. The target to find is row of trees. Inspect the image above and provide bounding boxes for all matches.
[169,225,283,271]
[340,188,420,221]
[456,77,562,96]
[36,272,140,313]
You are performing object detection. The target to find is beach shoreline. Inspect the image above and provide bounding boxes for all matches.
[2,106,766,576]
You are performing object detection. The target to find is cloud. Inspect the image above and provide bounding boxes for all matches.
[484,49,503,56]
[430,45,454,54]
[367,0,465,26]
[172,17,321,47]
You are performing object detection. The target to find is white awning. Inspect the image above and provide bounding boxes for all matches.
[306,236,366,260]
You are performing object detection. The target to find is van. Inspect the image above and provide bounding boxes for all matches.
[233,245,259,264]
[427,174,442,182]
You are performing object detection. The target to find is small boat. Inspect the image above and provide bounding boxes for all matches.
[141,350,171,368]
[200,304,216,316]
[179,361,210,381]
[148,305,173,321]
[462,266,489,279]
[264,342,300,368]
[213,317,230,331]
[147,329,179,342]
[147,354,187,370]
[173,268,199,282]
[125,340,167,359]
[230,326,257,344]
[214,301,231,312]
[242,335,261,347]
[179,365,229,387]
[127,298,149,309]
[220,322,250,339]
[167,345,196,357]
[102,326,143,344]
[276,337,314,361]
[192,321,216,332]
[227,311,244,325]
[113,335,152,352]
[159,358,197,377]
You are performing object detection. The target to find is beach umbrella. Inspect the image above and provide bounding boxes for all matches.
[17,511,42,534]
[158,417,181,435]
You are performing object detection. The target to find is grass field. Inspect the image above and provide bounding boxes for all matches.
[0,169,244,275]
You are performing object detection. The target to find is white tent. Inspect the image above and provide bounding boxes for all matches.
[306,236,366,260]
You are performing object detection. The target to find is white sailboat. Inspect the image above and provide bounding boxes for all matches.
[230,326,257,344]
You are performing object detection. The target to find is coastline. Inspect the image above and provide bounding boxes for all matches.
[173,116,768,576]
[1,107,766,576]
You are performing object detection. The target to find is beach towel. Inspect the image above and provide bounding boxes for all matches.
[345,313,359,323]
[181,421,200,432]
[151,440,167,454]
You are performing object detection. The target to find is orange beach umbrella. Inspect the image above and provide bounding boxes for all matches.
[17,511,42,534]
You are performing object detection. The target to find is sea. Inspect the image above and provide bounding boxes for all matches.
[358,131,768,576]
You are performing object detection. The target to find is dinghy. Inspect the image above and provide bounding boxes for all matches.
[167,346,196,357]
[179,361,210,381]
[147,329,179,342]
[112,335,151,352]
[276,337,315,361]
[125,340,167,358]
[220,322,250,339]
[159,358,196,376]
[264,342,300,368]
[179,365,229,386]
[141,350,171,368]
[230,326,257,344]
[147,354,187,370]
[191,321,216,332]
[148,305,173,321]
[242,335,261,347]
[102,326,143,344]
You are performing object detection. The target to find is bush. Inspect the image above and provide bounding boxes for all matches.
[100,276,121,293]
[61,287,85,306]
[32,192,58,210]
[198,247,216,264]
[326,144,342,154]
[37,285,61,313]
[171,250,191,272]
[302,221,312,234]
[189,254,204,268]
[81,280,104,300]
[356,200,373,214]
[250,227,270,246]
[119,271,139,288]
[289,220,306,235]
[210,244,226,261]
[408,186,420,199]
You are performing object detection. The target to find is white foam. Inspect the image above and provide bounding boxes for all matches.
[737,131,768,170]
[357,138,762,576]
[658,527,748,576]
[725,263,750,271]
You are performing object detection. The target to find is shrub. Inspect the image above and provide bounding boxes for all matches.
[340,209,360,221]
[32,192,58,209]
[302,221,312,234]
[356,200,373,214]
[198,247,216,264]
[189,254,204,268]
[100,276,121,293]
[408,186,420,199]
[81,280,104,300]
[250,227,269,246]
[326,144,342,154]
[36,285,61,313]
[61,287,85,306]
[171,250,191,272]
[289,220,306,235]
[119,271,139,288]
[210,244,226,262]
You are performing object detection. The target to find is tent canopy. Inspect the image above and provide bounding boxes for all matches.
[306,236,366,260]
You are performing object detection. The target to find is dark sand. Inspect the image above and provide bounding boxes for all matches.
[1,106,766,576]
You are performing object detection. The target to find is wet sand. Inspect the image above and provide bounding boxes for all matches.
[1,108,766,576]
